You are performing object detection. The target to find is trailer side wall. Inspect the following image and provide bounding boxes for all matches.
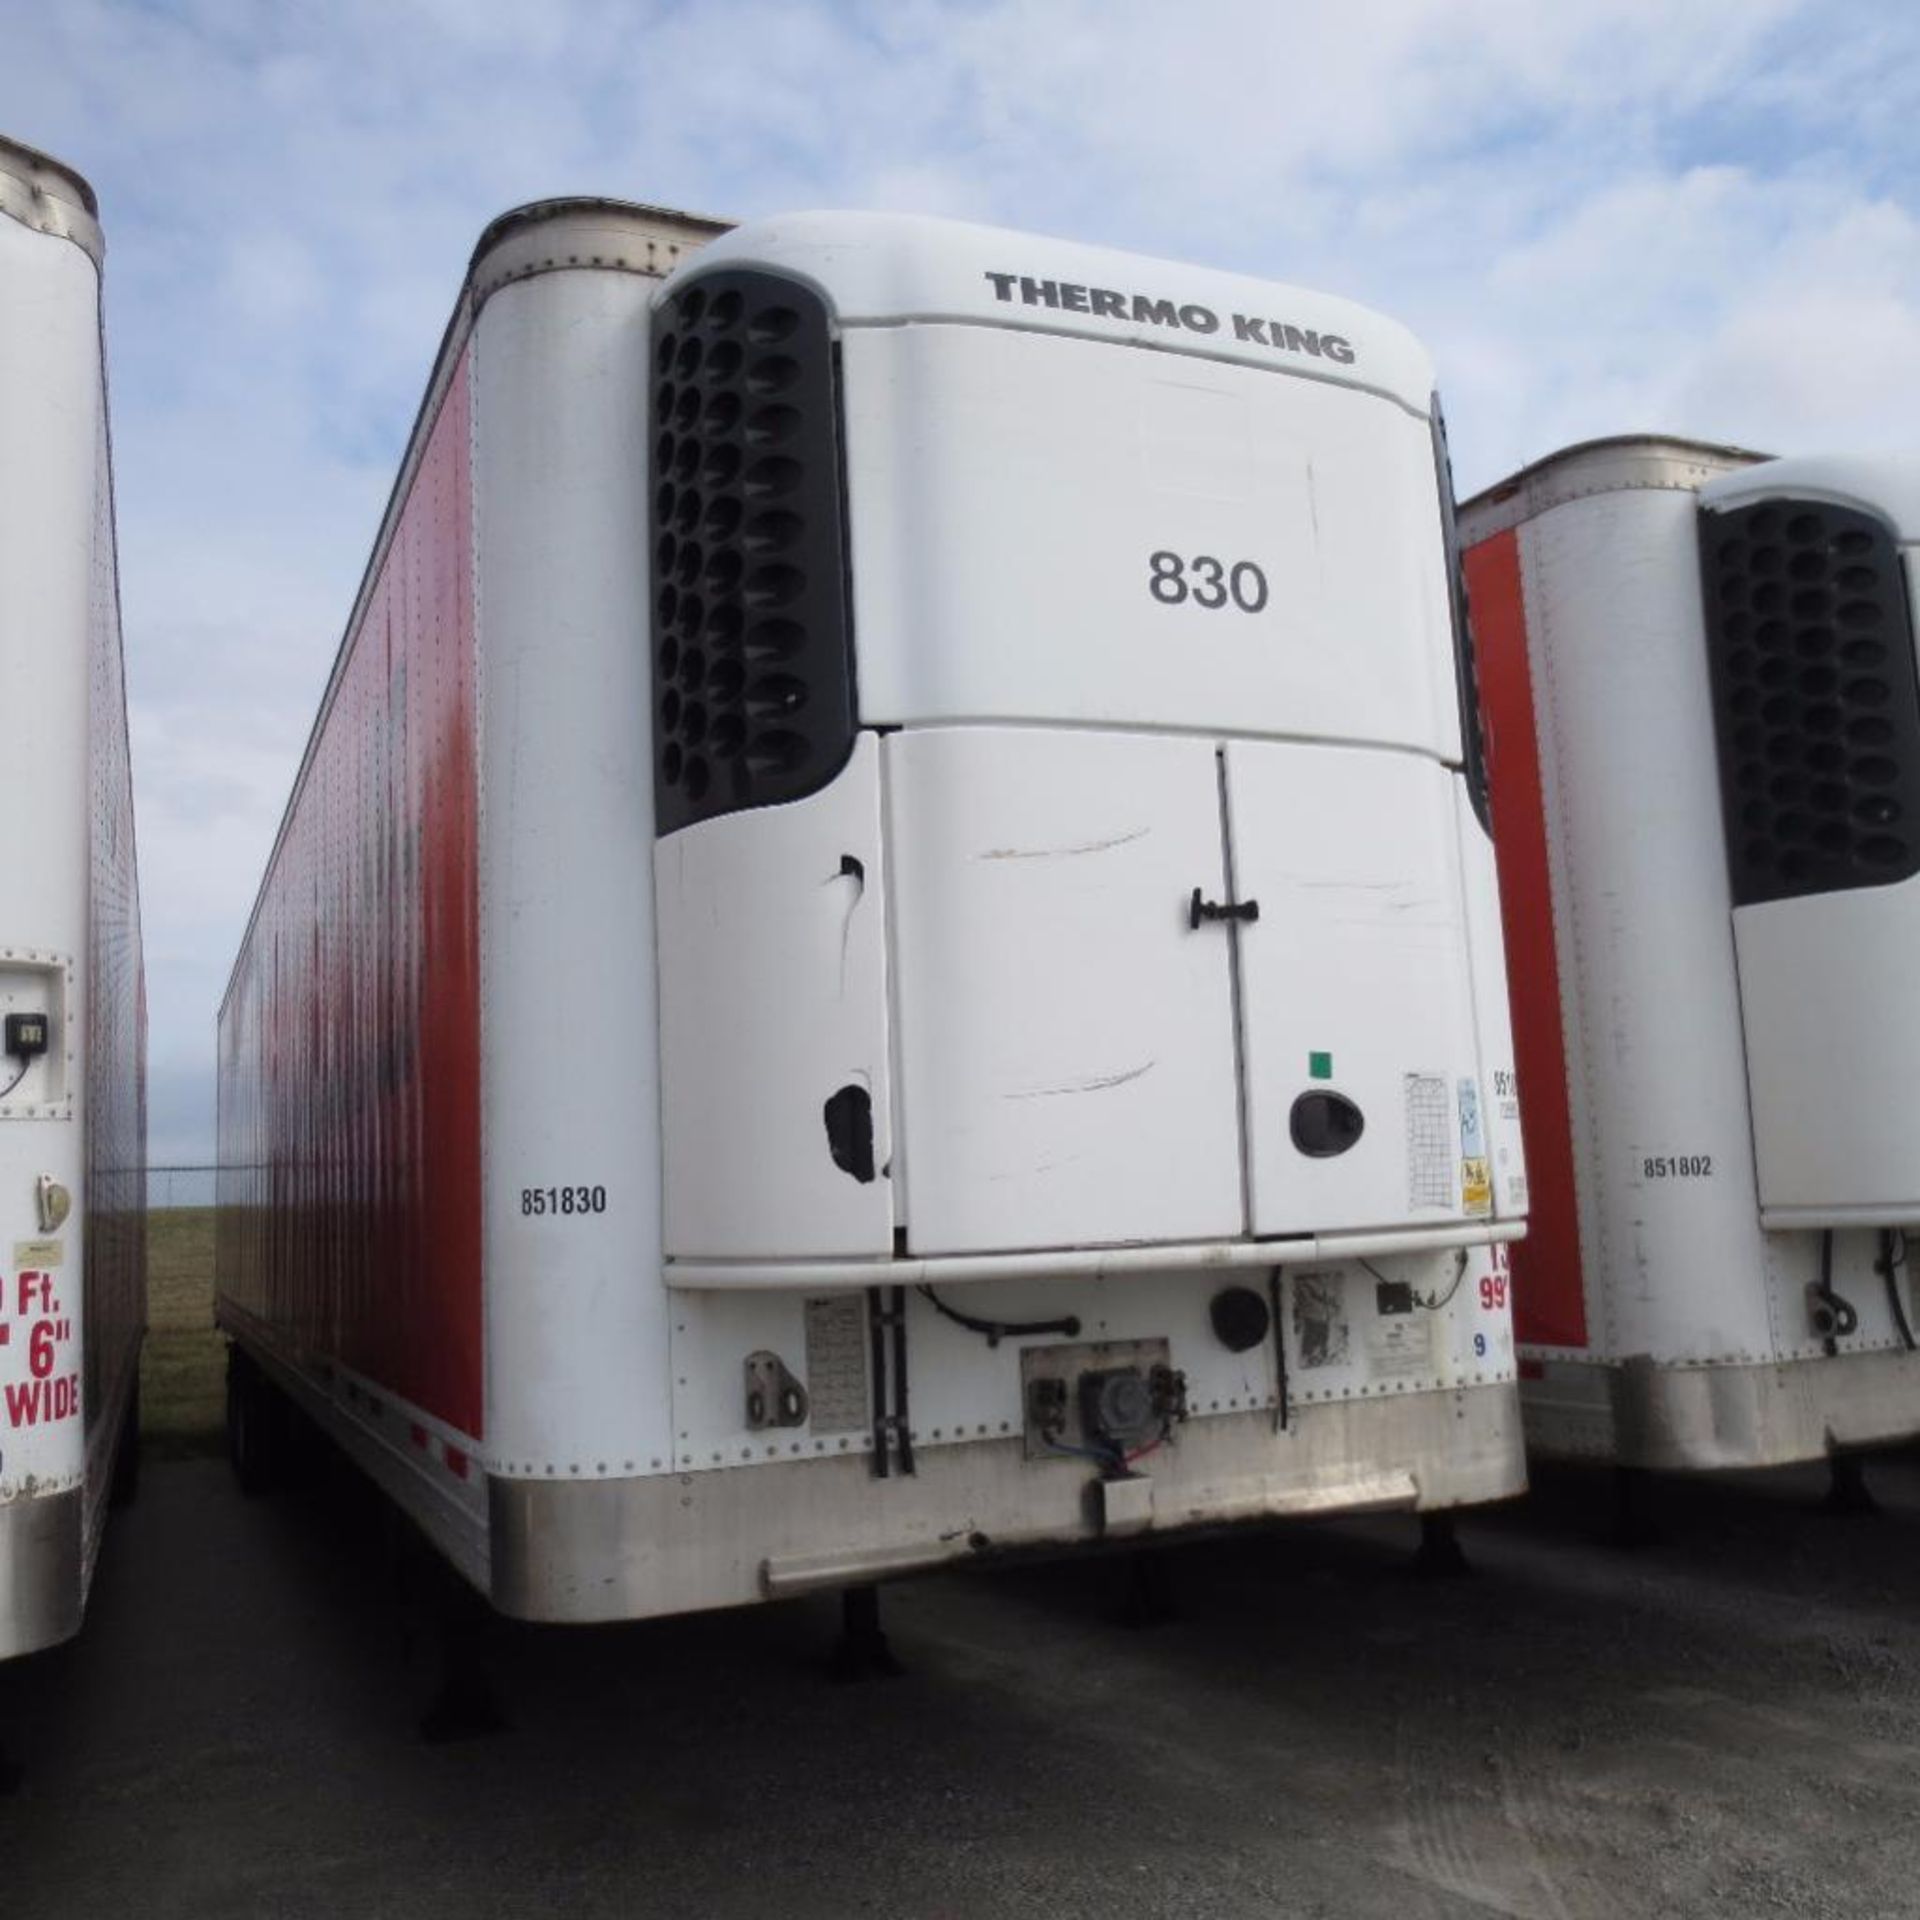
[0,169,145,1659]
[217,356,483,1441]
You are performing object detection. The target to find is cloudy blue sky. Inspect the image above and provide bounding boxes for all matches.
[4,0,1919,1163]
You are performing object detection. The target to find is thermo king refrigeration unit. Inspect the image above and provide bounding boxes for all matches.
[217,201,1528,1622]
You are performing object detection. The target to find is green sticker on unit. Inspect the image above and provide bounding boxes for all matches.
[1309,1051,1333,1081]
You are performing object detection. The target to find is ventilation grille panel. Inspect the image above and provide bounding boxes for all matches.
[1700,497,1920,907]
[649,269,855,835]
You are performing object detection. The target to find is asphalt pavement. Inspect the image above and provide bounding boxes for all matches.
[5,1446,1920,1918]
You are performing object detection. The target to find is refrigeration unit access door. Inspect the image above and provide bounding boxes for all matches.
[886,726,1481,1257]
[1224,739,1479,1239]
[885,725,1247,1257]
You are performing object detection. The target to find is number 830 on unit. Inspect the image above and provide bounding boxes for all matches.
[1147,549,1270,613]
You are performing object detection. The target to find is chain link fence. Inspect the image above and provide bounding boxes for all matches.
[148,1164,218,1210]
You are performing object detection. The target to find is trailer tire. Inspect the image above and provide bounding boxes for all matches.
[109,1375,141,1508]
[227,1349,283,1496]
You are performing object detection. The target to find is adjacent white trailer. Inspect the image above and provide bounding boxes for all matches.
[1462,436,1920,1469]
[217,199,1528,1624]
[0,136,147,1661]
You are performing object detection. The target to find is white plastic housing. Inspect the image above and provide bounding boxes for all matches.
[1700,458,1920,1226]
[841,323,1460,756]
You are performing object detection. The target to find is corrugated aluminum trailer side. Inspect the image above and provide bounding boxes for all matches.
[219,200,1529,1624]
[1463,435,1920,1470]
[217,201,731,1599]
[0,136,148,1662]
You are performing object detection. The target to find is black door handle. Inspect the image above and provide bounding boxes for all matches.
[1189,888,1260,931]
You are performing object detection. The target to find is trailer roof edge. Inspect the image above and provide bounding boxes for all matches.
[470,196,731,295]
[1458,433,1769,546]
[221,196,732,1017]
[0,133,103,268]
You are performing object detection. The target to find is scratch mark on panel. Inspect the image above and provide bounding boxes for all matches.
[977,828,1149,861]
[1005,1061,1156,1101]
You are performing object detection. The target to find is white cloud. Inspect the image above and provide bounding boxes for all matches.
[2,0,1917,1158]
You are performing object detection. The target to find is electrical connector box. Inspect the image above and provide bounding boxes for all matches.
[0,952,73,1112]
[1020,1337,1172,1461]
[5,1012,48,1061]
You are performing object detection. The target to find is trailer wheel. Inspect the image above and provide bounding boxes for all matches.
[226,1349,282,1496]
[109,1376,141,1508]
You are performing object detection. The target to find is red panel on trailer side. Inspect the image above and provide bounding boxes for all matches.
[220,352,483,1437]
[1466,527,1589,1352]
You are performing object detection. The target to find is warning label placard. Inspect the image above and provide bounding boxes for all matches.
[1458,1079,1492,1217]
[803,1295,868,1434]
[1405,1074,1455,1210]
[1366,1309,1435,1381]
[1292,1270,1350,1370]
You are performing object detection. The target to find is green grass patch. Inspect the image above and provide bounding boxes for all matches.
[142,1207,225,1459]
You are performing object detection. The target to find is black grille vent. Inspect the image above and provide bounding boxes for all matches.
[649,269,855,835]
[1700,497,1920,906]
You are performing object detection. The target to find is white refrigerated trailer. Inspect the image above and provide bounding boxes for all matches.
[1463,435,1920,1470]
[217,199,1528,1624]
[0,137,147,1662]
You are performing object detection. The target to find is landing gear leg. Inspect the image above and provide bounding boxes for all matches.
[109,1378,141,1508]
[830,1583,903,1680]
[1610,1466,1662,1549]
[1413,1511,1472,1578]
[418,1577,507,1743]
[1116,1548,1181,1627]
[226,1349,284,1498]
[1823,1452,1877,1516]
